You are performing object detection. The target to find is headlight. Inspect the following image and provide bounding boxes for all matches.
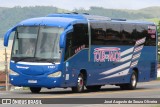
[48,71,62,78]
[9,70,19,76]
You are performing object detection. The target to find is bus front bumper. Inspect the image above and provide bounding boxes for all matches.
[9,75,62,88]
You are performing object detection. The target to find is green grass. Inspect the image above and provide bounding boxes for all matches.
[151,105,160,107]
[145,18,160,24]
[157,77,160,80]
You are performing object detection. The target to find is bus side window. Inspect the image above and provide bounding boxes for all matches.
[105,23,121,45]
[136,24,156,46]
[121,24,136,45]
[73,24,89,48]
[65,32,73,61]
[65,24,89,61]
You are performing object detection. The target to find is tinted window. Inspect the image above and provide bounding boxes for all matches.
[91,22,156,46]
[106,23,122,45]
[136,24,156,46]
[121,24,136,45]
[72,24,89,48]
[120,24,156,46]
[65,32,73,61]
[65,24,89,60]
[91,22,106,45]
[91,22,122,45]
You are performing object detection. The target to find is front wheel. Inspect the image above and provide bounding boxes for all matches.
[72,73,84,93]
[30,87,41,93]
[120,71,137,90]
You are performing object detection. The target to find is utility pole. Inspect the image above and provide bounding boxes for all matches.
[4,48,8,91]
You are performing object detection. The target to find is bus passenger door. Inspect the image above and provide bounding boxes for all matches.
[63,32,74,86]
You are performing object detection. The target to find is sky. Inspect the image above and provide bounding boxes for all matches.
[0,0,160,10]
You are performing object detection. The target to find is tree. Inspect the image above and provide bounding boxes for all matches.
[158,21,160,37]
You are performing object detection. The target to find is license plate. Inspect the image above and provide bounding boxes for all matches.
[28,80,37,83]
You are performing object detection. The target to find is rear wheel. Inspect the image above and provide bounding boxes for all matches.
[86,85,101,91]
[72,73,84,93]
[120,71,137,90]
[30,87,41,93]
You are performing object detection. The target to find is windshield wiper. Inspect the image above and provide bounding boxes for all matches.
[14,57,31,63]
[35,58,56,64]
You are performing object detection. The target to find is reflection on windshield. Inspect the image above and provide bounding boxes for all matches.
[36,27,60,59]
[11,26,64,63]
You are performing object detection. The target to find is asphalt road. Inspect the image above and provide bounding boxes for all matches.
[0,80,160,98]
[0,81,160,107]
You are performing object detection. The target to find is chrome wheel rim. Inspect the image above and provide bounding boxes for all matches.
[131,74,136,87]
[78,76,83,89]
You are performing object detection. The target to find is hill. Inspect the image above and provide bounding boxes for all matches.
[0,6,69,38]
[0,6,159,38]
[138,6,160,18]
[74,6,160,19]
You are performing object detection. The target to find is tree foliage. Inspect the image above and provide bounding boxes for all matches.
[158,21,160,37]
[0,6,68,38]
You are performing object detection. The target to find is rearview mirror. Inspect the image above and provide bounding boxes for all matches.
[4,26,17,47]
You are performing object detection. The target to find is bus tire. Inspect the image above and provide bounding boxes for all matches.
[86,85,101,91]
[30,87,41,93]
[120,71,137,90]
[72,73,84,93]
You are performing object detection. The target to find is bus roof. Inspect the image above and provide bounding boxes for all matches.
[18,17,86,29]
[17,13,155,29]
[47,13,154,25]
[110,19,155,25]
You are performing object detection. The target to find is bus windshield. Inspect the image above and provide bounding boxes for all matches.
[11,26,64,63]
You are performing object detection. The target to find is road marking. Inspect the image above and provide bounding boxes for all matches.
[33,87,160,98]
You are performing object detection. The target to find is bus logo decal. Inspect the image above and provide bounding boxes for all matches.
[148,25,156,34]
[99,37,146,80]
[93,47,121,62]
[134,45,144,53]
[135,37,146,46]
[16,65,29,69]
